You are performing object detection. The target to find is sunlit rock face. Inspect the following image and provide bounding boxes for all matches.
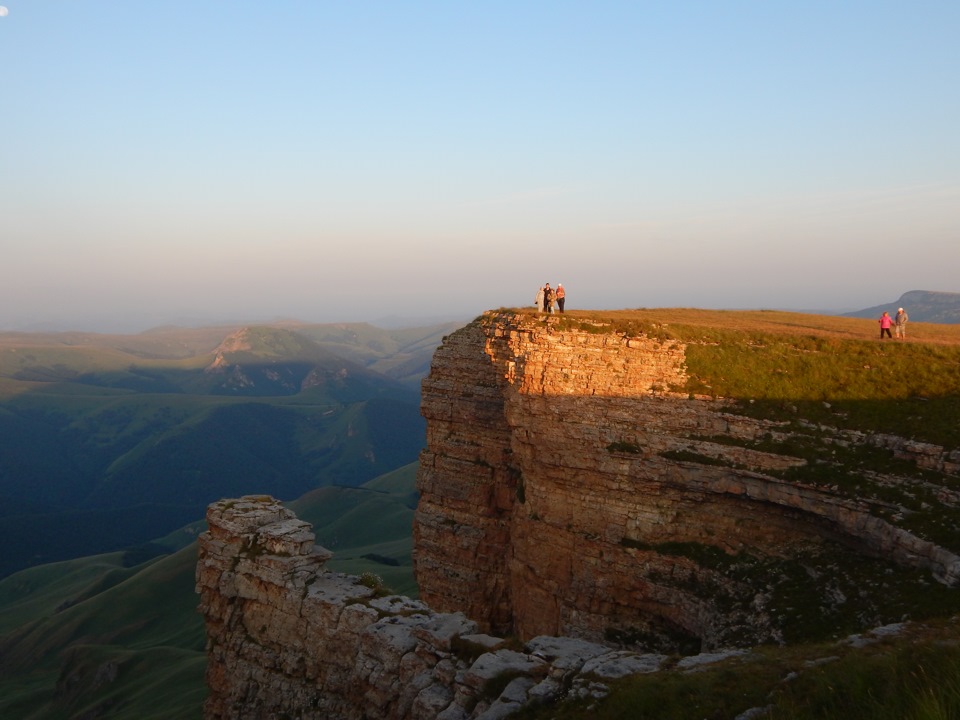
[198,313,960,718]
[197,496,681,720]
[413,312,960,652]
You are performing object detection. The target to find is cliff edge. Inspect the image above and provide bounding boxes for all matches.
[414,311,960,651]
[198,309,960,718]
[197,495,724,720]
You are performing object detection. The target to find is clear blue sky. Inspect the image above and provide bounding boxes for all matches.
[2,1,958,331]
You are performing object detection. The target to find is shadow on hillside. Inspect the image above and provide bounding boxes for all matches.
[0,357,425,579]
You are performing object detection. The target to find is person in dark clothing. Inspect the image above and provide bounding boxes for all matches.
[543,283,554,313]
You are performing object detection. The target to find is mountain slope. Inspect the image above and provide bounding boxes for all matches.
[290,462,419,595]
[0,545,205,720]
[0,321,450,579]
[843,289,960,323]
[0,464,419,719]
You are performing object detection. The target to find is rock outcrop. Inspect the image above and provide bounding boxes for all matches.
[414,312,960,651]
[197,495,726,720]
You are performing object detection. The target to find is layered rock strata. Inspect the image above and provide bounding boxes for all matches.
[197,314,960,716]
[414,312,960,651]
[197,495,723,720]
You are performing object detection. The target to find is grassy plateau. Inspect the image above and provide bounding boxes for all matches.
[516,307,960,719]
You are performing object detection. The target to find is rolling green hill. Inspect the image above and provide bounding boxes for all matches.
[0,463,419,720]
[291,463,420,596]
[0,545,207,720]
[0,321,457,579]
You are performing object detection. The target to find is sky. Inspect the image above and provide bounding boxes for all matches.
[1,1,958,332]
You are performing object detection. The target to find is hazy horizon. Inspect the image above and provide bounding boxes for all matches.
[0,309,477,334]
[2,3,958,333]
[0,301,907,335]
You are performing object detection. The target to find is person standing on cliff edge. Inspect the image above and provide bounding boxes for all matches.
[543,283,554,313]
[895,307,909,339]
[555,283,566,313]
[879,311,893,339]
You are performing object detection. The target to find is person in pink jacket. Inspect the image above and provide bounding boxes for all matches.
[879,311,894,339]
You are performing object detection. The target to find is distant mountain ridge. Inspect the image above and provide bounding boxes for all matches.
[203,326,399,398]
[843,290,960,323]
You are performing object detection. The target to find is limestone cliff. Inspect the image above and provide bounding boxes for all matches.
[196,495,707,720]
[198,310,960,718]
[414,312,960,651]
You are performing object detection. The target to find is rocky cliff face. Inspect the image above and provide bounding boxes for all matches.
[414,312,960,651]
[197,495,482,720]
[198,311,960,718]
[197,495,719,720]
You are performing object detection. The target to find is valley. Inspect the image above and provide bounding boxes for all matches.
[0,320,458,578]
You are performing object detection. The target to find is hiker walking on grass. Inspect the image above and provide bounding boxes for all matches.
[879,311,893,340]
[555,283,566,313]
[895,307,909,339]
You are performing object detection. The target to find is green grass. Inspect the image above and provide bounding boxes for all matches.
[677,325,960,400]
[291,462,418,596]
[683,337,960,448]
[512,307,960,447]
[0,546,206,720]
[518,619,960,720]
[0,552,130,637]
[770,639,960,719]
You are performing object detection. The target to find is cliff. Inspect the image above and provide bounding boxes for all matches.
[196,495,725,720]
[198,310,960,718]
[414,311,960,651]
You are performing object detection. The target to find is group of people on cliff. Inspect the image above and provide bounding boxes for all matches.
[879,307,909,340]
[535,283,565,314]
[532,286,908,339]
